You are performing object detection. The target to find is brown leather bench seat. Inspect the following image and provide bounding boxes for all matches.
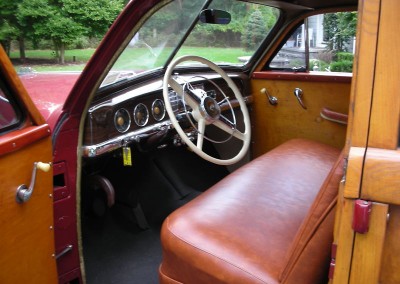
[159,139,344,284]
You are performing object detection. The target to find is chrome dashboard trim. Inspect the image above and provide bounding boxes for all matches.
[82,120,172,158]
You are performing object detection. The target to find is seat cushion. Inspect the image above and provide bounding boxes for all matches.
[159,139,341,284]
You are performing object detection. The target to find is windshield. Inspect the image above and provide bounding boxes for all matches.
[103,0,280,86]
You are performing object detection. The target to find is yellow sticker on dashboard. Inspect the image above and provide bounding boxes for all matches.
[123,147,132,166]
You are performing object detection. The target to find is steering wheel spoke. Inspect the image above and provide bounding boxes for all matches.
[214,116,245,141]
[196,118,206,150]
[168,78,200,109]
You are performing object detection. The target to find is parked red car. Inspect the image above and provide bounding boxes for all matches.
[1,0,399,283]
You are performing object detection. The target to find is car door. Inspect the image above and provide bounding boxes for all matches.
[0,46,57,283]
[333,0,400,282]
[250,10,355,157]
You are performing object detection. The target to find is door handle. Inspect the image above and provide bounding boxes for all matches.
[16,162,52,203]
[294,88,307,109]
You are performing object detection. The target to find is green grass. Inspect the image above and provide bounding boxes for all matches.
[10,49,95,62]
[11,47,252,72]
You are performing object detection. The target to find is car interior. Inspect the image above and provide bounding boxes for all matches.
[73,0,357,283]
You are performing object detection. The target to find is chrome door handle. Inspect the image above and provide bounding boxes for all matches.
[16,162,51,203]
[294,88,307,109]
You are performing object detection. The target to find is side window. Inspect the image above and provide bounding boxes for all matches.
[267,11,357,73]
[0,79,22,133]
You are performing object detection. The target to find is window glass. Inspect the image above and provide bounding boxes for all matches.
[104,0,280,87]
[267,11,357,73]
[177,0,280,66]
[0,81,20,132]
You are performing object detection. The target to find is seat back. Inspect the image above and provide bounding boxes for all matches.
[280,152,344,283]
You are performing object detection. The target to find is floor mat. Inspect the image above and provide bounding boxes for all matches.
[82,145,229,283]
[83,208,162,284]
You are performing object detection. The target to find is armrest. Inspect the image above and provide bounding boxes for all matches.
[320,107,348,125]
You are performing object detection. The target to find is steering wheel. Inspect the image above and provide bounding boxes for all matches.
[162,55,251,165]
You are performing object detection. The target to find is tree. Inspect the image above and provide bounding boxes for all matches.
[0,0,25,58]
[323,12,357,52]
[6,0,123,63]
[241,9,265,51]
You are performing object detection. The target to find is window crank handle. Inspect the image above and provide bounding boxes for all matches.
[16,162,52,203]
[294,88,307,109]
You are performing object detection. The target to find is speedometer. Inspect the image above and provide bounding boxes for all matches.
[152,99,166,121]
[114,108,131,133]
[133,103,149,126]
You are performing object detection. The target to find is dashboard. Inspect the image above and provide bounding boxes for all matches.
[82,73,251,158]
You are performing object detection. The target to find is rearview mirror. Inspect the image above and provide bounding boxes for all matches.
[199,9,231,25]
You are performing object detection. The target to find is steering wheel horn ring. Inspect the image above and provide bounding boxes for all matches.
[163,55,251,165]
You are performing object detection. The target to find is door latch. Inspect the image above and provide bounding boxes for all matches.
[16,162,52,203]
[294,88,307,109]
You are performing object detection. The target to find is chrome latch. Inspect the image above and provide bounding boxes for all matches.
[294,88,307,109]
[16,162,52,203]
[55,245,73,260]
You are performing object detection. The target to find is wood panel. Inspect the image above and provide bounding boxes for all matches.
[349,202,388,284]
[343,147,365,199]
[344,0,380,149]
[362,148,400,205]
[332,199,355,284]
[0,134,57,283]
[379,205,400,283]
[332,0,381,282]
[251,79,350,157]
[367,0,400,149]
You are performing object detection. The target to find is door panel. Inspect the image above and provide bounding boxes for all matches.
[0,127,57,283]
[0,46,57,283]
[250,74,351,157]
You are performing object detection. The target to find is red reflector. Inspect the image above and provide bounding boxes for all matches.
[352,199,372,234]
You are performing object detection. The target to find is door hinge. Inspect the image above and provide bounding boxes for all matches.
[328,243,337,280]
[352,199,372,234]
[341,157,348,184]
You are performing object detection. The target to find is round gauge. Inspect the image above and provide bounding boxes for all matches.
[152,99,166,121]
[133,103,149,126]
[114,108,131,133]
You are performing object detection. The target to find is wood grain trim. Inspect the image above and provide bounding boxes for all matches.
[345,0,380,148]
[362,148,400,205]
[0,124,51,156]
[367,0,400,149]
[349,202,388,284]
[252,71,352,83]
[332,198,355,284]
[344,147,365,199]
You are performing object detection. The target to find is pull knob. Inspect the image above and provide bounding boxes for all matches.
[294,88,307,109]
[260,88,278,105]
[16,162,52,203]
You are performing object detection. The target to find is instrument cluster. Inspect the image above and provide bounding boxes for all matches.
[82,74,248,158]
[113,99,166,133]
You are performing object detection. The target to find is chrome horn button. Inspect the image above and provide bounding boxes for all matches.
[200,96,221,123]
